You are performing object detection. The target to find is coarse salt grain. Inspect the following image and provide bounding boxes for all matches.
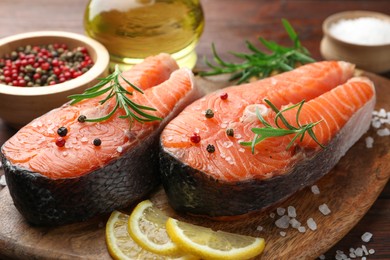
[335,250,349,260]
[355,247,363,257]
[368,249,375,254]
[329,17,390,45]
[275,215,290,229]
[116,146,123,153]
[269,212,275,218]
[0,175,6,186]
[223,141,233,148]
[279,231,286,237]
[307,218,317,231]
[361,232,373,242]
[362,245,368,255]
[319,254,325,260]
[298,226,306,233]
[319,203,331,215]
[371,120,382,128]
[365,136,374,148]
[276,207,286,216]
[377,127,390,136]
[378,108,387,118]
[289,218,301,228]
[256,225,263,232]
[349,252,356,258]
[311,185,320,194]
[287,206,297,218]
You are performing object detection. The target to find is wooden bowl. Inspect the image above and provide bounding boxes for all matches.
[320,11,390,73]
[0,31,109,128]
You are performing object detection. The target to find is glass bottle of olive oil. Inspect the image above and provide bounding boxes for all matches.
[84,0,204,70]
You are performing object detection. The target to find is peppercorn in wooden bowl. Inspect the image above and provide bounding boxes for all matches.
[320,10,390,74]
[0,31,109,128]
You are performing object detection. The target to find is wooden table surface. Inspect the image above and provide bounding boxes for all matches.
[0,0,389,259]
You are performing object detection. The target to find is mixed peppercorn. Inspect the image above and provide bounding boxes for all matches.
[0,43,94,87]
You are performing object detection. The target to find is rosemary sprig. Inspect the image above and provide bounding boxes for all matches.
[240,99,325,154]
[68,65,162,124]
[199,19,315,84]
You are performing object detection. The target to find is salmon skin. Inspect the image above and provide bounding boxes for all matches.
[1,54,199,226]
[160,61,376,218]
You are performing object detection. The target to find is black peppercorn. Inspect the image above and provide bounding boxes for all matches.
[93,138,102,146]
[205,109,214,119]
[206,144,215,153]
[78,115,87,123]
[57,126,68,137]
[226,128,234,137]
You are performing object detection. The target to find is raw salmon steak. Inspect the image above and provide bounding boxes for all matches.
[1,54,199,225]
[160,61,376,218]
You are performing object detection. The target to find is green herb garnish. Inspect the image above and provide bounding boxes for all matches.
[68,65,162,124]
[200,19,315,84]
[240,99,324,154]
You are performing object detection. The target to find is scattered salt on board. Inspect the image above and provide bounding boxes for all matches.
[329,17,390,45]
[361,232,373,242]
[275,215,290,229]
[319,203,331,215]
[307,217,317,231]
[311,184,320,194]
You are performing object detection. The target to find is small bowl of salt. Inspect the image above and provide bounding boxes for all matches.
[321,10,390,73]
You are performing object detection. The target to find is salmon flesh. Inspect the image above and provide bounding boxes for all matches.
[160,61,376,218]
[1,54,199,226]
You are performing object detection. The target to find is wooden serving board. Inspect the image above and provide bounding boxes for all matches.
[0,73,389,260]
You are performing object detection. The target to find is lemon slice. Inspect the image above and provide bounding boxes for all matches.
[128,200,181,255]
[166,217,265,260]
[106,210,196,260]
[106,210,161,260]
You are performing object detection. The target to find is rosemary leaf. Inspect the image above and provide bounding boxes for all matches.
[240,99,325,153]
[68,64,162,124]
[200,19,315,83]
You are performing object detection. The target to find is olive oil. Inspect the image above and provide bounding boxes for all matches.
[84,0,204,69]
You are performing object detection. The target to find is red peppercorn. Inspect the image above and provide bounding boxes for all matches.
[220,93,228,100]
[3,70,10,77]
[190,133,201,143]
[41,62,50,71]
[64,71,71,79]
[14,60,21,67]
[72,71,82,78]
[18,79,26,87]
[33,73,41,80]
[53,67,61,75]
[55,137,66,147]
[4,77,11,83]
[51,59,59,67]
[49,81,56,85]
